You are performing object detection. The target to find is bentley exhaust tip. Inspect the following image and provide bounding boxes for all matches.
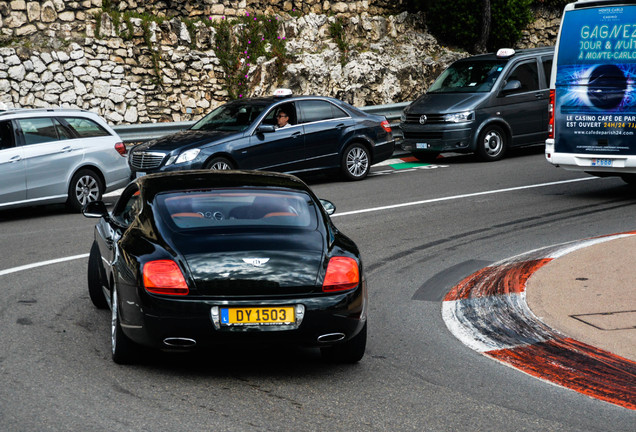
[163,337,197,348]
[317,333,345,343]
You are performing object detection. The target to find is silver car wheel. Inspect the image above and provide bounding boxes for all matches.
[346,147,369,178]
[75,174,100,206]
[210,161,231,170]
[206,157,234,171]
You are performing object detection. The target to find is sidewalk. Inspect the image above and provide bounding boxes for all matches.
[526,234,636,362]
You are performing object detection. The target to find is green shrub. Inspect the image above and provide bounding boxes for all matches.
[425,0,534,52]
[533,0,570,11]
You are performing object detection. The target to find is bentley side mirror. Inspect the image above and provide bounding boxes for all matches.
[83,200,109,219]
[320,199,336,215]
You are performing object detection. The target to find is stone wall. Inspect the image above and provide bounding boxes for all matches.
[515,7,561,49]
[0,2,560,125]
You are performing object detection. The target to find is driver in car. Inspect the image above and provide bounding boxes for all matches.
[276,109,292,129]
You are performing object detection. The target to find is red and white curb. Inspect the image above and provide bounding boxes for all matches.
[442,232,636,410]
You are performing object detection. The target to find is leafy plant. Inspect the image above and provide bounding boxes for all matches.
[329,17,348,65]
[211,13,288,99]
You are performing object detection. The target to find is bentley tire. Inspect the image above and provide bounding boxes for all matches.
[87,241,108,309]
[111,289,138,364]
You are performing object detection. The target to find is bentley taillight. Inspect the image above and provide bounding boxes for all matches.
[322,257,359,292]
[143,260,189,295]
[115,142,127,156]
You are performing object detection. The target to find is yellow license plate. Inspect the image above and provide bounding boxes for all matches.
[220,307,295,326]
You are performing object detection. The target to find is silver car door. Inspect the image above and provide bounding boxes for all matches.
[0,119,26,206]
[16,117,82,201]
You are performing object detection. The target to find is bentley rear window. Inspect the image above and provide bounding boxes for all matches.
[156,189,319,230]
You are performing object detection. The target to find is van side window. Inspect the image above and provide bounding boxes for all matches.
[542,57,553,88]
[16,118,70,146]
[0,120,15,150]
[63,117,110,138]
[506,61,539,93]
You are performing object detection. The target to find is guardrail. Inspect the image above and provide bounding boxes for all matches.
[113,101,410,144]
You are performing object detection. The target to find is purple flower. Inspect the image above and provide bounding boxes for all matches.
[246,12,250,16]
[239,95,242,98]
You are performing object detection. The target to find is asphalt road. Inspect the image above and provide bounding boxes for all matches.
[1,147,635,431]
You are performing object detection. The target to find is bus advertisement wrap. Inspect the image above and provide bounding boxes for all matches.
[556,6,636,155]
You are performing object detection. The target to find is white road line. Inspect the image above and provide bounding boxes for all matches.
[0,177,597,276]
[0,254,89,276]
[331,177,596,217]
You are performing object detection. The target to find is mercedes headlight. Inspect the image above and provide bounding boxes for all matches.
[166,149,201,166]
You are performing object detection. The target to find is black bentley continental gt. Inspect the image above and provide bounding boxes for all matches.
[83,170,367,364]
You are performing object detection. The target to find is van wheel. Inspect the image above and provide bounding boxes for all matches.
[476,125,506,161]
[205,157,235,170]
[67,169,103,212]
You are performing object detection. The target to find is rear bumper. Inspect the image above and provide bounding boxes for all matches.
[373,139,396,163]
[120,285,367,350]
[545,139,636,174]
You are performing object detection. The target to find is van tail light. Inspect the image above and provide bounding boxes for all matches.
[548,89,555,139]
[322,257,359,292]
[143,260,189,295]
[381,120,392,133]
[115,142,127,156]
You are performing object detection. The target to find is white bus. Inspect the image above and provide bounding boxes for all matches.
[546,0,636,183]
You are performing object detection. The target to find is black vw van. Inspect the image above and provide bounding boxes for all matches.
[400,46,554,162]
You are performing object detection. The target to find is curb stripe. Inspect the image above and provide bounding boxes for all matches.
[444,258,553,301]
[442,232,636,410]
[486,338,636,410]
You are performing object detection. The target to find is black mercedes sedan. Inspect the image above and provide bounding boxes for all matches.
[128,90,394,181]
[83,170,367,364]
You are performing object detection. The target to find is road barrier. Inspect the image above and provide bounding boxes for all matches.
[113,101,410,144]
